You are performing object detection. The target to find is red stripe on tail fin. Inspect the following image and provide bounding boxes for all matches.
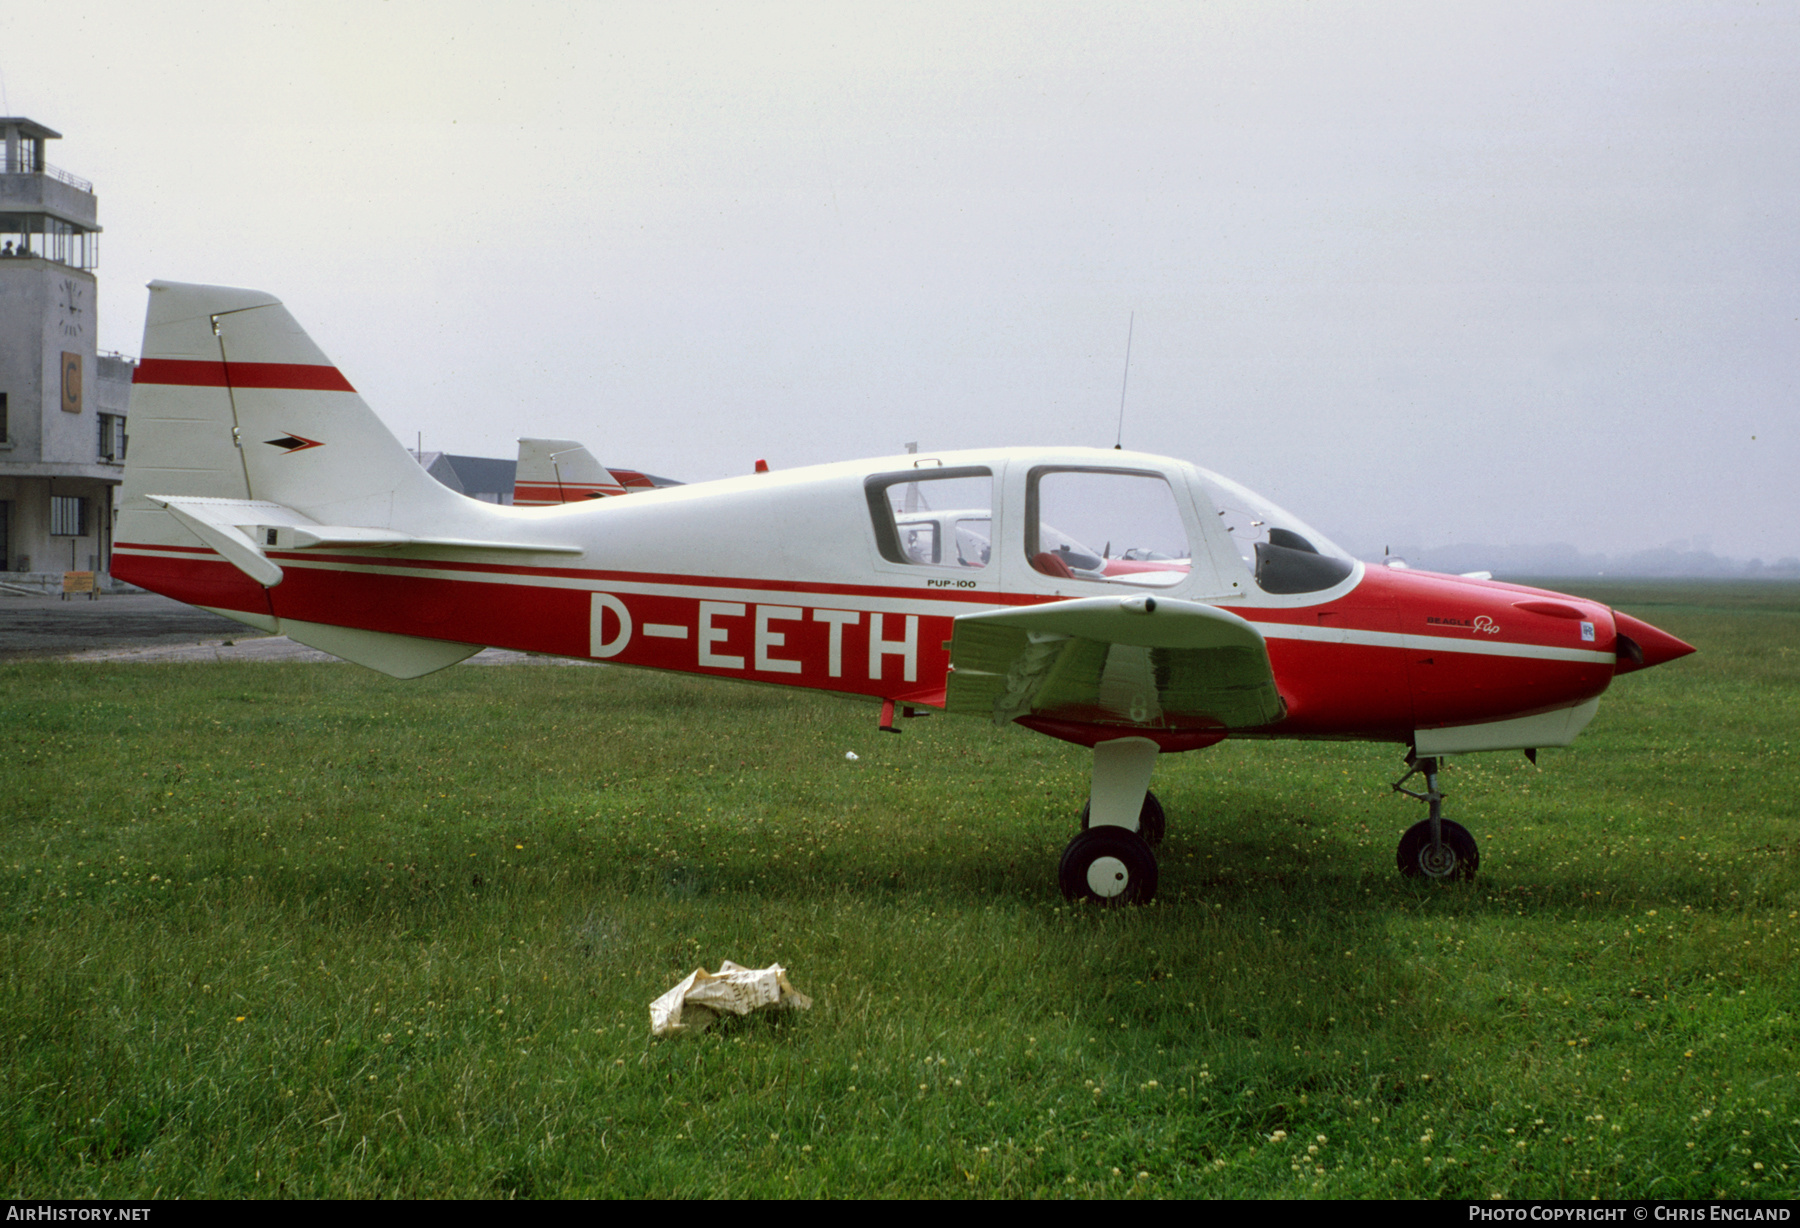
[135,359,355,392]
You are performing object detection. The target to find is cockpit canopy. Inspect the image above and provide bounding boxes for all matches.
[863,456,1355,597]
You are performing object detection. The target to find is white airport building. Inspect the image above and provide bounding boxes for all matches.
[1,120,680,594]
[0,117,131,592]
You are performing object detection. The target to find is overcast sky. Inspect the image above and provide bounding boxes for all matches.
[9,1,1797,560]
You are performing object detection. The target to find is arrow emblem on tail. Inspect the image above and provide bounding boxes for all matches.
[265,432,324,453]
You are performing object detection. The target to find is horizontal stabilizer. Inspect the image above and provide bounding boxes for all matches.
[945,595,1285,730]
[149,494,582,588]
[150,497,286,587]
[264,527,584,555]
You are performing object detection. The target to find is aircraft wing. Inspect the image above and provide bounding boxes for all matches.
[943,595,1284,731]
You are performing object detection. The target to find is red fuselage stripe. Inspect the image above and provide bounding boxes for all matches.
[107,547,1617,740]
[134,359,356,393]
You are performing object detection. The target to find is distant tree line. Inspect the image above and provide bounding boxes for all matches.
[1358,542,1800,579]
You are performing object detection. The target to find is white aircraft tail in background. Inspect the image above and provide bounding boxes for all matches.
[513,438,626,504]
[512,437,678,505]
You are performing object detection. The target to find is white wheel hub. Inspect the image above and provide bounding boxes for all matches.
[1086,856,1130,897]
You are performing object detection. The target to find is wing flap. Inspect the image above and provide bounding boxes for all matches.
[945,595,1284,730]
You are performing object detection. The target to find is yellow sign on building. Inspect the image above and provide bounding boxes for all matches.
[61,351,82,414]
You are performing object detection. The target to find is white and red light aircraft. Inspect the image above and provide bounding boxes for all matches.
[115,282,1694,905]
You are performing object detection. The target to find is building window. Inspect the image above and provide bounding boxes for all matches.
[0,219,97,270]
[98,413,127,461]
[0,392,8,443]
[50,496,86,537]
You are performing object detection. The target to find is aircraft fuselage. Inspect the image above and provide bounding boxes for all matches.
[117,446,1675,756]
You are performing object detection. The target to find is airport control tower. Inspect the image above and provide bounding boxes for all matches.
[0,117,134,589]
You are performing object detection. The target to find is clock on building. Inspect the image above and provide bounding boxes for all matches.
[57,277,85,338]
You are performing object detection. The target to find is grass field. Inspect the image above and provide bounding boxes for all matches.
[1,581,1796,1198]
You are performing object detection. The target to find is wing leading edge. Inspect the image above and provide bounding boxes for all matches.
[944,595,1285,737]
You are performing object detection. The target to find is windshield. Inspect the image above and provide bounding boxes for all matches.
[1194,469,1356,595]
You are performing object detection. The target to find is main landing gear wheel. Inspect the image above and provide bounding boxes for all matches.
[1059,826,1159,905]
[1396,818,1478,881]
[1079,791,1166,846]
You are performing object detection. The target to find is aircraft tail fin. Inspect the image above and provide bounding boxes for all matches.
[114,281,539,676]
[514,438,625,504]
[122,281,466,529]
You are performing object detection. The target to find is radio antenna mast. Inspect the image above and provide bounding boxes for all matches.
[1114,311,1135,449]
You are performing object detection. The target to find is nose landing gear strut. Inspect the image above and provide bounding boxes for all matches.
[1392,754,1479,881]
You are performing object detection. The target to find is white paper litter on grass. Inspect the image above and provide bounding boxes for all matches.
[649,961,814,1037]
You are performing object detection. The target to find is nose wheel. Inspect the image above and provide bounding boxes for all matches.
[1392,755,1479,882]
[1397,817,1478,880]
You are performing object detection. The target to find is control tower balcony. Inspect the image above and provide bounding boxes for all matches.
[0,118,99,269]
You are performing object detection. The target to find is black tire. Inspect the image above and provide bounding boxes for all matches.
[1396,818,1479,881]
[1058,826,1159,905]
[1079,790,1166,847]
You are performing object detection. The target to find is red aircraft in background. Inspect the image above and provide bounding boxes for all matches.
[114,281,1694,904]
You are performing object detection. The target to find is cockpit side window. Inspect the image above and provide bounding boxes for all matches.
[1024,467,1192,588]
[865,467,993,569]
